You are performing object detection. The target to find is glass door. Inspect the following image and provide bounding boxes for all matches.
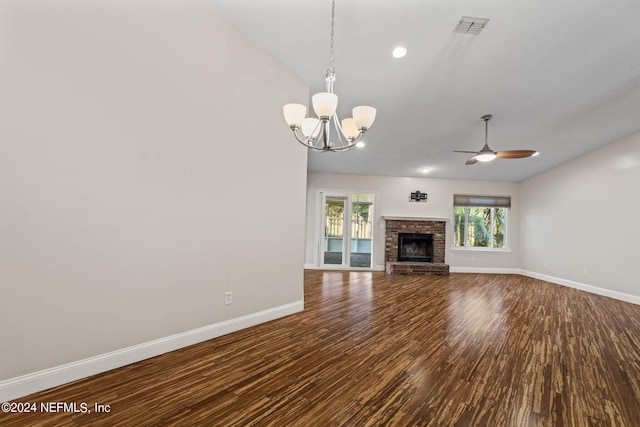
[322,195,348,266]
[319,192,374,269]
[349,193,373,268]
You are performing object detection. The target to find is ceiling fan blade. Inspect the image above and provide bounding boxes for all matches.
[465,157,478,165]
[453,150,478,154]
[496,150,538,159]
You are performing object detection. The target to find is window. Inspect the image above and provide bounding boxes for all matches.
[453,195,510,249]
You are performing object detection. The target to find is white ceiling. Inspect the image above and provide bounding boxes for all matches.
[208,0,640,182]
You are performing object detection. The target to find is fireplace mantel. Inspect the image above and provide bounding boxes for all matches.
[383,216,451,222]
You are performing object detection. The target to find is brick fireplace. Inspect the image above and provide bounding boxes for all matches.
[384,217,449,275]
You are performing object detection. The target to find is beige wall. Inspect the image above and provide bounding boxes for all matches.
[305,173,521,270]
[0,0,308,382]
[520,131,640,297]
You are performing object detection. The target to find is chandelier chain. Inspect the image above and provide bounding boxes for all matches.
[329,0,336,71]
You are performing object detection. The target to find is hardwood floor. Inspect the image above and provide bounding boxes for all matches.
[3,271,640,426]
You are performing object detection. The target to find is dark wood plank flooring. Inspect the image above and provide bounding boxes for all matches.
[2,271,640,426]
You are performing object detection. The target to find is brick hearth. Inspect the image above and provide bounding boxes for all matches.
[384,218,449,275]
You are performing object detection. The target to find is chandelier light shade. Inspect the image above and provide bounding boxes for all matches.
[301,118,321,138]
[341,118,359,139]
[353,106,376,129]
[283,104,307,127]
[283,0,376,152]
[311,92,339,119]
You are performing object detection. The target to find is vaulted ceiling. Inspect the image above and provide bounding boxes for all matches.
[209,0,640,181]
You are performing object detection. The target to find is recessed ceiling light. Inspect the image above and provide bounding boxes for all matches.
[356,141,365,148]
[421,167,430,174]
[392,46,407,58]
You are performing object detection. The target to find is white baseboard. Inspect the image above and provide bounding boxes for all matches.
[0,301,303,402]
[519,270,640,306]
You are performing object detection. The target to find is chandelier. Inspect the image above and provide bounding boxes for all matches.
[282,0,376,152]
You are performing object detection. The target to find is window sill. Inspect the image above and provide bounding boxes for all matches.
[451,247,512,253]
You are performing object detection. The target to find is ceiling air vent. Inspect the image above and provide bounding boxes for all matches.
[454,16,490,35]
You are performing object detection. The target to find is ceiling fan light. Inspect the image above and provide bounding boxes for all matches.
[476,153,497,162]
[353,106,376,129]
[283,103,307,127]
[312,92,338,119]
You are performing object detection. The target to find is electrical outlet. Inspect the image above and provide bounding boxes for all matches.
[582,269,588,277]
[224,291,233,305]
[544,261,549,269]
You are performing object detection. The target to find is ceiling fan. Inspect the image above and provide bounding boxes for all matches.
[454,114,538,165]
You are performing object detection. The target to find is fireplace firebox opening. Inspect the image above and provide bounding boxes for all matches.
[397,233,434,263]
